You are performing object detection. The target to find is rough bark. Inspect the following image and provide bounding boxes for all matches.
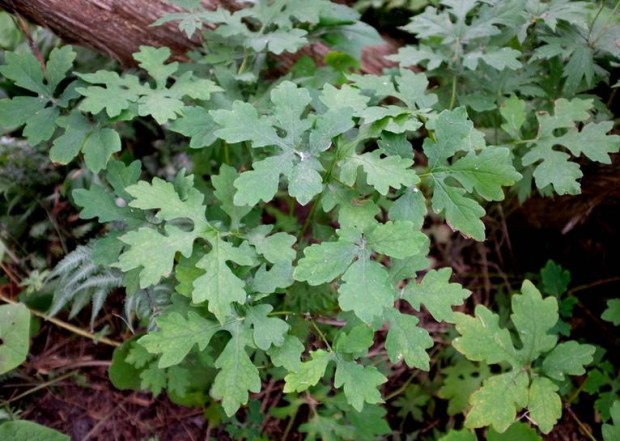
[0,0,398,73]
[0,0,217,65]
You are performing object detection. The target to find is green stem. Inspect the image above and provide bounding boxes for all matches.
[296,152,340,242]
[224,141,230,165]
[238,51,249,75]
[449,73,457,110]
[0,294,121,347]
[268,310,298,316]
[384,370,418,401]
[309,318,332,352]
[281,407,298,441]
[297,198,320,243]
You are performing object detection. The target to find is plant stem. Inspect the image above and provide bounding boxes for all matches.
[309,318,332,352]
[0,293,121,347]
[0,370,77,406]
[281,406,299,441]
[296,198,319,242]
[449,73,457,110]
[565,404,598,441]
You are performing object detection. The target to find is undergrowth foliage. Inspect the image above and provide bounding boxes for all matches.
[0,0,619,439]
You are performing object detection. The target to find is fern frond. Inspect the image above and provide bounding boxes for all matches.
[46,244,123,328]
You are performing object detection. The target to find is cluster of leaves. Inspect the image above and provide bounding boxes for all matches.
[389,0,620,198]
[0,0,618,439]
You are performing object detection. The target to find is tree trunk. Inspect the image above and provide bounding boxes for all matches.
[0,0,397,74]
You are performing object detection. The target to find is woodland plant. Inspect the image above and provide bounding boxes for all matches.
[0,0,619,439]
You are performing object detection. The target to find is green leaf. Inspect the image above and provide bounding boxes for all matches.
[540,260,571,296]
[394,69,438,110]
[563,45,594,93]
[300,413,355,441]
[334,325,374,355]
[438,359,491,416]
[388,188,426,229]
[392,384,429,422]
[288,159,324,206]
[126,176,207,226]
[139,362,167,396]
[76,71,142,117]
[106,159,142,200]
[46,46,77,93]
[438,430,476,441]
[116,225,196,288]
[138,311,220,368]
[133,46,178,88]
[453,306,520,368]
[82,127,122,173]
[385,309,434,369]
[602,299,620,326]
[252,262,294,294]
[169,106,218,148]
[245,304,289,350]
[423,107,485,166]
[334,359,387,411]
[233,154,294,206]
[0,97,46,131]
[341,150,418,196]
[527,377,562,434]
[212,164,252,226]
[522,98,620,195]
[0,51,49,96]
[463,47,522,71]
[0,421,69,441]
[541,341,595,381]
[137,91,184,124]
[487,422,542,441]
[293,236,358,285]
[338,258,396,324]
[211,330,261,417]
[109,341,143,390]
[211,101,280,147]
[50,112,90,165]
[431,180,486,241]
[248,229,296,265]
[73,185,139,224]
[500,95,526,139]
[438,148,522,201]
[270,80,312,145]
[603,401,620,441]
[320,83,370,112]
[511,280,558,362]
[558,122,620,164]
[404,268,471,323]
[192,237,250,322]
[308,108,355,153]
[378,132,413,159]
[0,303,30,375]
[465,371,529,433]
[322,21,383,59]
[522,147,582,195]
[367,221,427,259]
[22,106,59,145]
[126,343,155,368]
[348,404,392,440]
[269,335,304,372]
[284,349,332,392]
[49,112,122,172]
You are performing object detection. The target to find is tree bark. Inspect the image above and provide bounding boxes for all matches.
[0,0,397,74]
[0,0,217,66]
